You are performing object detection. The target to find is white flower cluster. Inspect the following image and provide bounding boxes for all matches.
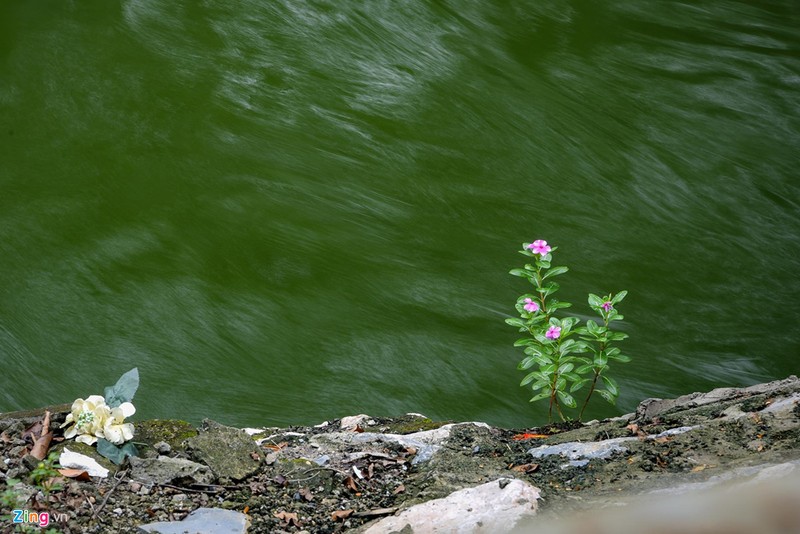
[60,395,135,445]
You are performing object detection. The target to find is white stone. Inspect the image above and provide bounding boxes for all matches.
[59,448,109,478]
[362,478,540,533]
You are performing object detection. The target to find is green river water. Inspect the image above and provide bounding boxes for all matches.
[1,0,799,428]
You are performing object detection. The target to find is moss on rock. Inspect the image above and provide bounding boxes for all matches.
[134,419,198,453]
[380,415,450,434]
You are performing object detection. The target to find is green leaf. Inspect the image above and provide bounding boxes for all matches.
[557,362,574,374]
[562,372,583,384]
[514,338,535,347]
[522,345,538,356]
[542,266,569,279]
[601,375,619,396]
[562,316,580,329]
[542,364,557,374]
[611,290,628,304]
[570,378,591,393]
[594,352,608,366]
[509,268,533,278]
[520,371,538,386]
[576,363,594,374]
[555,377,566,391]
[608,332,629,341]
[518,356,536,370]
[528,371,549,383]
[608,353,632,363]
[531,380,550,391]
[549,300,573,310]
[529,391,551,403]
[104,368,139,408]
[556,390,577,408]
[597,389,617,405]
[96,438,138,465]
[588,293,604,307]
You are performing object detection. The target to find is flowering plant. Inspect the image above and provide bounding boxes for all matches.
[60,368,139,464]
[506,241,631,421]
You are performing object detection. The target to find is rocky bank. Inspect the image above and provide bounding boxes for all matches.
[1,376,799,533]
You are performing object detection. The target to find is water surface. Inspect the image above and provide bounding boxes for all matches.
[1,0,798,427]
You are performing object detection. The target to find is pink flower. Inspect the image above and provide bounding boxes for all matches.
[527,240,552,256]
[546,326,561,339]
[601,301,613,312]
[523,298,539,313]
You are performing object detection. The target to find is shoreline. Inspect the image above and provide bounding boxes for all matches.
[1,376,799,532]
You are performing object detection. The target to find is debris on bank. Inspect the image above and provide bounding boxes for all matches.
[1,376,799,533]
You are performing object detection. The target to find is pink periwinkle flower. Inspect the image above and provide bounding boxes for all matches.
[545,325,561,339]
[523,298,540,313]
[527,240,552,256]
[601,301,613,312]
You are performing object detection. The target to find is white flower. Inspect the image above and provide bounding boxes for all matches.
[102,402,136,445]
[60,395,111,445]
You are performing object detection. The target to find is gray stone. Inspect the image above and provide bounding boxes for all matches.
[360,478,540,533]
[312,422,490,465]
[529,437,634,461]
[648,426,697,439]
[635,376,800,421]
[129,455,214,486]
[187,420,263,482]
[138,507,249,534]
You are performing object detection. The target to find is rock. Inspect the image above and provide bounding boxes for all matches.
[360,478,540,533]
[129,455,214,486]
[1,482,37,508]
[134,420,198,454]
[521,461,800,534]
[529,437,634,461]
[0,403,71,428]
[21,454,41,472]
[186,420,263,481]
[635,375,800,421]
[340,414,371,431]
[312,423,490,465]
[138,507,250,534]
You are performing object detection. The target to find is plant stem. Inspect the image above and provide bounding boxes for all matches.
[579,370,600,420]
[534,265,549,316]
[579,311,610,419]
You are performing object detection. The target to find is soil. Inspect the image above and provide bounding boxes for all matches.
[1,377,799,533]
